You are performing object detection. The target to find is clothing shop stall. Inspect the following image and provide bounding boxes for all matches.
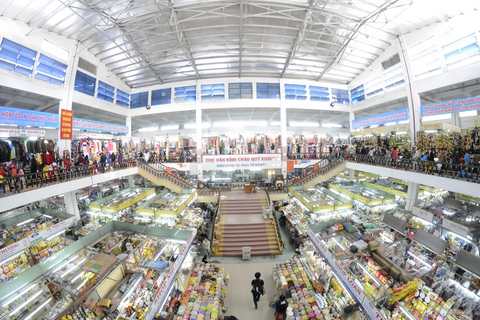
[0,221,197,320]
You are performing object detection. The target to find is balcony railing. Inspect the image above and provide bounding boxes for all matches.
[346,154,480,183]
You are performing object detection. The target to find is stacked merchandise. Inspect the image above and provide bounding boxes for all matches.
[283,201,312,238]
[175,263,228,320]
[0,213,59,248]
[178,206,205,231]
[272,259,336,320]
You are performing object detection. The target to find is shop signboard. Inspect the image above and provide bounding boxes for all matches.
[288,188,315,212]
[442,219,469,237]
[146,230,197,319]
[307,227,385,320]
[72,118,129,134]
[352,108,408,129]
[0,238,30,263]
[60,109,73,140]
[457,193,480,205]
[202,154,281,170]
[421,95,480,117]
[112,188,155,212]
[412,207,434,223]
[363,182,406,199]
[29,217,75,244]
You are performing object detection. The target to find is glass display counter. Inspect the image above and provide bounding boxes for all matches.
[329,181,395,206]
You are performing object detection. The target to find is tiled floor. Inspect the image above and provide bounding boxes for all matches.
[219,261,280,320]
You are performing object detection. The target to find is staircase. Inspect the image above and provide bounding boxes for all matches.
[137,162,195,193]
[214,190,282,257]
[292,158,346,190]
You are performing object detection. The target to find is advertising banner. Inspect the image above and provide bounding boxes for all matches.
[202,154,281,170]
[352,108,408,129]
[306,227,385,320]
[72,118,129,134]
[0,106,58,128]
[0,106,129,134]
[421,95,480,117]
[60,109,73,139]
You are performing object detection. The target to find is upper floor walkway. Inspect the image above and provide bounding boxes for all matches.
[1,154,479,213]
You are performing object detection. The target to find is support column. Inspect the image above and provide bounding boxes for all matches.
[126,116,132,138]
[397,35,421,146]
[64,191,80,220]
[349,169,355,181]
[280,98,288,179]
[58,42,81,162]
[128,175,135,188]
[349,111,355,134]
[196,95,203,181]
[405,181,420,211]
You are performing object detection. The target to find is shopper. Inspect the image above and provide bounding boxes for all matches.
[274,294,288,319]
[251,272,266,309]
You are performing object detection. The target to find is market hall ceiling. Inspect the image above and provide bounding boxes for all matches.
[1,0,478,88]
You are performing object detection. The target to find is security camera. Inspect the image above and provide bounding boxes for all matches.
[146,105,151,110]
[330,102,335,107]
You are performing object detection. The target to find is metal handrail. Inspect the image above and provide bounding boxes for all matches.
[137,161,196,189]
[291,157,346,186]
[0,160,137,197]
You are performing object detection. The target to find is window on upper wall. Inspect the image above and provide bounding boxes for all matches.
[130,92,149,109]
[364,76,384,98]
[442,33,480,69]
[116,89,130,108]
[284,84,307,100]
[97,81,115,103]
[350,85,365,104]
[74,70,96,96]
[309,86,330,102]
[382,65,405,90]
[201,84,225,101]
[151,88,171,105]
[35,54,68,86]
[412,50,443,80]
[256,83,280,99]
[174,85,196,103]
[229,82,253,99]
[0,38,37,76]
[331,88,350,104]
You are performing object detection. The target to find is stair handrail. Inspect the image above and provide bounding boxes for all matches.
[137,161,196,189]
[291,157,345,186]
[210,191,221,253]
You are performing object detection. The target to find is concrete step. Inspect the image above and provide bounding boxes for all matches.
[215,249,282,257]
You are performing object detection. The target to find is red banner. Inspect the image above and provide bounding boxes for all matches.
[60,109,73,140]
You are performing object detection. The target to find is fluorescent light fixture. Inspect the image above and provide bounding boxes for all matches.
[459,110,477,118]
[422,114,451,122]
[384,122,397,126]
[408,252,431,268]
[47,230,65,240]
[154,244,169,260]
[138,127,158,132]
[322,123,342,128]
[398,120,410,124]
[184,123,210,129]
[424,130,438,133]
[396,131,407,135]
[72,272,84,282]
[364,134,373,137]
[78,195,89,200]
[10,290,43,316]
[52,260,71,274]
[289,122,319,127]
[167,239,187,244]
[161,125,179,131]
[43,214,52,219]
[18,219,34,226]
[370,125,379,128]
[119,276,143,309]
[24,298,52,320]
[333,238,346,251]
[2,284,38,307]
[270,121,282,126]
[447,231,472,243]
[28,136,37,141]
[357,263,381,286]
[75,279,89,291]
[102,188,110,192]
[134,216,151,221]
[213,121,268,127]
[443,209,455,216]
[145,193,157,201]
